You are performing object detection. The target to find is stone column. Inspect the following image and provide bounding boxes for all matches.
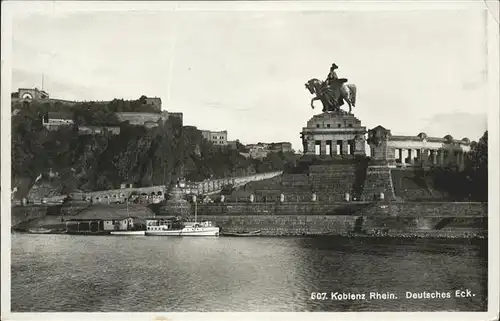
[400,148,406,166]
[420,149,428,164]
[407,149,413,164]
[341,140,349,156]
[431,150,437,164]
[350,140,355,155]
[415,149,421,163]
[354,136,365,156]
[320,140,327,156]
[439,150,444,165]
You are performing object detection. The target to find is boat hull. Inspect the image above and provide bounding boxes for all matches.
[222,231,261,237]
[110,231,145,236]
[28,228,53,234]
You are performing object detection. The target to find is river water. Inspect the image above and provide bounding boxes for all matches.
[11,234,487,312]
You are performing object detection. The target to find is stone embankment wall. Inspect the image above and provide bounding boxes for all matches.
[195,201,486,217]
[12,206,49,227]
[11,201,487,238]
[195,202,487,237]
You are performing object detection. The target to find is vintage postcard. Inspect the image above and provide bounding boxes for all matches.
[1,1,499,321]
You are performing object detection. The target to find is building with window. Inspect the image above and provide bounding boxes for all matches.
[42,112,74,131]
[201,130,228,145]
[78,125,121,135]
[15,88,50,101]
[269,142,292,153]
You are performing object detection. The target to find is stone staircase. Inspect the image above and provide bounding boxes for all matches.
[279,161,362,202]
[390,169,447,201]
[309,164,358,201]
[280,173,312,201]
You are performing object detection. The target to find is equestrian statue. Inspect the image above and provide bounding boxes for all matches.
[305,63,357,114]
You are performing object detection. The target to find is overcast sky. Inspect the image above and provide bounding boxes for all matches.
[9,2,496,151]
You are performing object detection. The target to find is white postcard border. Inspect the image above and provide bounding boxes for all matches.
[1,1,499,321]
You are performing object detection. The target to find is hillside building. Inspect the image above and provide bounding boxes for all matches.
[15,88,50,101]
[201,130,228,146]
[42,112,74,131]
[78,125,121,136]
[243,141,293,159]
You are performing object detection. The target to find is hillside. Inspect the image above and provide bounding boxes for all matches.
[11,98,298,198]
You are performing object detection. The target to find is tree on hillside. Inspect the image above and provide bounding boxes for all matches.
[465,131,488,201]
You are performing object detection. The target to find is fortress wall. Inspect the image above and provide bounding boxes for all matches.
[115,112,165,125]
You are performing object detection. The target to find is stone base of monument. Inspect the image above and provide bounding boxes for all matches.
[280,155,370,202]
[157,185,192,217]
[158,201,192,217]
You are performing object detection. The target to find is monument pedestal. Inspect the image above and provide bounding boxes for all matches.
[301,110,366,158]
[158,185,191,217]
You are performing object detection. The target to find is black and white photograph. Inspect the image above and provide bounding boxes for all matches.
[1,1,499,320]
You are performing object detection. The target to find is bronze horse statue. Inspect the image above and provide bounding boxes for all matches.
[305,78,357,113]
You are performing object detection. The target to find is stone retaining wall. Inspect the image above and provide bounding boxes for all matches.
[197,214,486,237]
[11,206,48,227]
[195,201,487,217]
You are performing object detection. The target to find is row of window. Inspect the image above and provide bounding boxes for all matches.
[316,123,353,128]
[93,191,164,200]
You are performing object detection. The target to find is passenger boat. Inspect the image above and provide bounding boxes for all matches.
[145,194,219,236]
[145,218,220,236]
[223,230,261,237]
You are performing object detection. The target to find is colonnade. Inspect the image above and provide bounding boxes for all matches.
[312,139,356,156]
[394,148,467,167]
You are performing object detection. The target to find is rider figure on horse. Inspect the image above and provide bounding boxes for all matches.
[325,63,346,109]
[326,63,339,84]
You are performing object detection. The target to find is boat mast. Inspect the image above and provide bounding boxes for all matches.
[193,195,197,223]
[126,196,130,230]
